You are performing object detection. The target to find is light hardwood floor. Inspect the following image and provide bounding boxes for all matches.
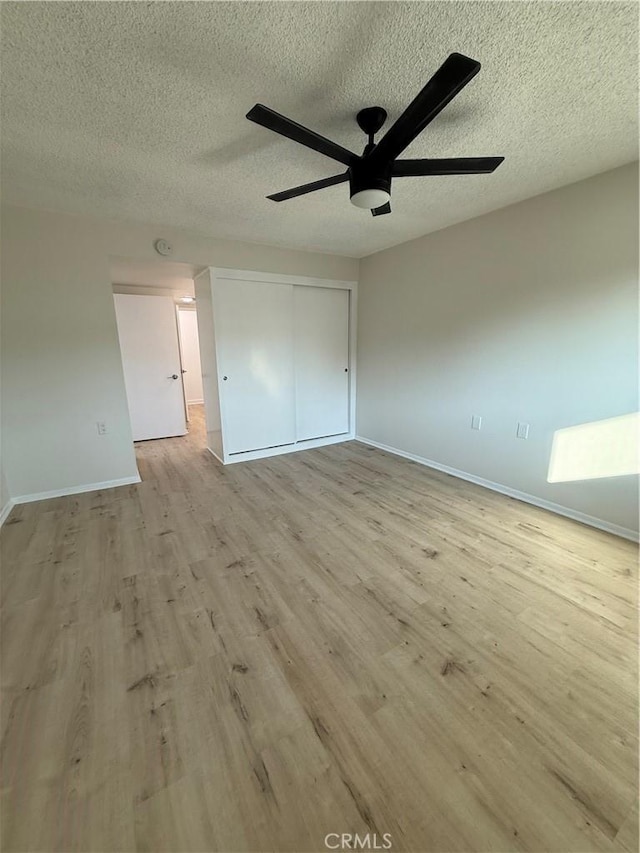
[1,406,638,853]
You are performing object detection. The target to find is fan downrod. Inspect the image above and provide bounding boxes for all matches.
[356,107,387,138]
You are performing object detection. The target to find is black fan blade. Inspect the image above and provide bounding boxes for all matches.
[371,202,391,216]
[393,157,504,176]
[247,104,357,167]
[267,172,349,202]
[370,53,481,164]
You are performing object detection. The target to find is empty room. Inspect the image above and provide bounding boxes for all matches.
[1,2,638,852]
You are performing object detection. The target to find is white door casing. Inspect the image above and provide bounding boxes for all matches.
[114,293,187,441]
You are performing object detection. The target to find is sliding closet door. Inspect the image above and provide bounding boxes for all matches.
[295,286,350,441]
[215,278,296,454]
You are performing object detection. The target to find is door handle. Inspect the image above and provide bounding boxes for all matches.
[169,374,179,380]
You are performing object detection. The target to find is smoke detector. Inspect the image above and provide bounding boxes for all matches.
[154,238,173,256]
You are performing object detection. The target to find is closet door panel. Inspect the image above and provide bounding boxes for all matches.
[295,286,350,441]
[215,279,295,454]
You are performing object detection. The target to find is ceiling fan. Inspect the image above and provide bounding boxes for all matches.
[246,53,503,216]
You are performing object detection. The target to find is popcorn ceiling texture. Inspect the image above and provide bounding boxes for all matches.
[1,1,637,258]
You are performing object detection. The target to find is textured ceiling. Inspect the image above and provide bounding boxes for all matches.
[1,1,637,258]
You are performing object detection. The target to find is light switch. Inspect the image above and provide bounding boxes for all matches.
[517,422,530,440]
[471,415,482,431]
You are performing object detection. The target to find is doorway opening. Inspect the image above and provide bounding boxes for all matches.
[110,257,207,450]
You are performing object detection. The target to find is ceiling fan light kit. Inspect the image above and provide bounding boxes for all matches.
[246,53,504,217]
[350,188,391,210]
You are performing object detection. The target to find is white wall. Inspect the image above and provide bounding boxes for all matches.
[178,309,204,405]
[1,205,358,499]
[0,293,12,518]
[357,163,639,537]
[193,270,223,460]
[0,461,10,519]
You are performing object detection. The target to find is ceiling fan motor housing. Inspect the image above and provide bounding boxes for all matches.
[348,161,392,201]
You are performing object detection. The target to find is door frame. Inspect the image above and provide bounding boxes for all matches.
[197,267,357,465]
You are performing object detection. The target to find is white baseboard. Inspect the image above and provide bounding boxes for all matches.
[0,499,15,527]
[356,435,639,543]
[11,475,142,506]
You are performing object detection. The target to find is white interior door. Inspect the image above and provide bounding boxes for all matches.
[215,279,295,454]
[114,294,187,441]
[294,286,350,441]
[177,308,204,405]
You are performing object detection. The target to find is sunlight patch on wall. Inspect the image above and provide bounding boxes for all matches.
[547,413,639,483]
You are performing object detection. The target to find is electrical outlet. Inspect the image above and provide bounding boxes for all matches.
[471,415,482,431]
[96,421,108,435]
[516,422,530,440]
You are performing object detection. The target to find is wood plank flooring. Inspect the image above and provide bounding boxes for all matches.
[1,405,638,852]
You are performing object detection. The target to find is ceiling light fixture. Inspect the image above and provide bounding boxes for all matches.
[350,188,391,210]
